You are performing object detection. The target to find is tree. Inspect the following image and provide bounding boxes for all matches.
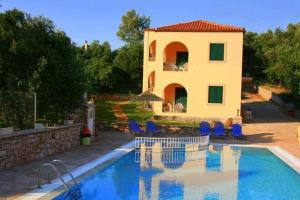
[114,10,150,92]
[263,24,300,94]
[81,40,114,94]
[244,22,300,96]
[113,43,143,85]
[117,10,150,45]
[0,9,85,128]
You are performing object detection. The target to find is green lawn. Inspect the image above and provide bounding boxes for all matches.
[95,99,153,123]
[95,100,117,123]
[95,99,198,126]
[122,102,153,122]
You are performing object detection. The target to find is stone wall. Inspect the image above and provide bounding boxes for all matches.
[258,86,284,105]
[0,124,82,170]
[258,86,299,117]
[153,115,242,124]
[97,122,234,135]
[93,94,131,101]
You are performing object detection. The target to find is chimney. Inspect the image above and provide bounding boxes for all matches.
[84,41,88,51]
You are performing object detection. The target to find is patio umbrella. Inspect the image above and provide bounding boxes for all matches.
[132,90,163,122]
[133,90,163,102]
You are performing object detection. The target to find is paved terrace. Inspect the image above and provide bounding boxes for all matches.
[1,92,300,199]
[241,92,300,158]
[213,92,300,158]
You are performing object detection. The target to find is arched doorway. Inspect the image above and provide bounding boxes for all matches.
[163,83,187,113]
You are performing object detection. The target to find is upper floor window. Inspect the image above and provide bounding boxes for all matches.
[149,40,156,61]
[208,86,223,104]
[209,43,224,61]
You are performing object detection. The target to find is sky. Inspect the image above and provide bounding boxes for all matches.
[1,0,300,49]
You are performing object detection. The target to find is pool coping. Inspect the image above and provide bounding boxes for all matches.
[211,142,300,174]
[19,142,300,200]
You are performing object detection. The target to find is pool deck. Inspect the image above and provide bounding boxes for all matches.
[1,93,300,200]
[1,131,299,200]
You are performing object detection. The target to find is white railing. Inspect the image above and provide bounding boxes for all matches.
[135,136,209,149]
[135,148,207,164]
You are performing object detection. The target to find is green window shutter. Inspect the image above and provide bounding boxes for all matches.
[210,43,224,61]
[216,86,223,103]
[208,86,223,103]
[208,87,215,103]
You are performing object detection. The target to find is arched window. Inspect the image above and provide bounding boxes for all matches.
[149,40,156,61]
[148,71,155,91]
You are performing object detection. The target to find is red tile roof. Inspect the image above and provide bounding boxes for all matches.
[145,20,245,33]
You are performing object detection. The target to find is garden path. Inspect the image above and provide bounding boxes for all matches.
[111,101,128,121]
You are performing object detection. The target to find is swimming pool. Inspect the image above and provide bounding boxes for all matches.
[53,145,300,200]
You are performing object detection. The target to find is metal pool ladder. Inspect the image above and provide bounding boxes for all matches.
[37,159,80,197]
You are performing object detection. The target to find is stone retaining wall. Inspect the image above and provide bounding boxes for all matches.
[97,122,231,135]
[258,86,284,105]
[258,86,299,117]
[93,94,131,101]
[0,124,82,170]
[153,115,242,124]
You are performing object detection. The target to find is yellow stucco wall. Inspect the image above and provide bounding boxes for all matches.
[143,30,243,120]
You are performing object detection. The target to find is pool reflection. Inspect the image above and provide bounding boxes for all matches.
[135,144,241,200]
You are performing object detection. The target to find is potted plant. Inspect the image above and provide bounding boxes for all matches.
[35,119,49,129]
[64,113,75,125]
[224,118,233,129]
[0,118,13,135]
[82,127,91,145]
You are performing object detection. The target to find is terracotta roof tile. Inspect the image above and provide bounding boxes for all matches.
[145,20,245,33]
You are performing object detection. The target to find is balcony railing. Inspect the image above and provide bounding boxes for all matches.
[163,62,188,71]
[162,101,186,113]
[149,56,155,61]
[148,86,154,92]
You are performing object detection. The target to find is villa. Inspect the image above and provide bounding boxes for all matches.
[142,20,245,122]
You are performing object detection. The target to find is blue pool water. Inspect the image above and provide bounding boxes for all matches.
[54,145,300,200]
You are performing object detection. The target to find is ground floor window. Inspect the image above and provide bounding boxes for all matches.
[208,86,223,103]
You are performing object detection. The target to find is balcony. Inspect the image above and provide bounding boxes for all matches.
[149,40,156,61]
[163,41,189,72]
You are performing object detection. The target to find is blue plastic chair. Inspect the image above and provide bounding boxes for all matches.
[213,122,225,137]
[199,121,211,136]
[128,120,144,135]
[146,121,162,136]
[231,123,243,138]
